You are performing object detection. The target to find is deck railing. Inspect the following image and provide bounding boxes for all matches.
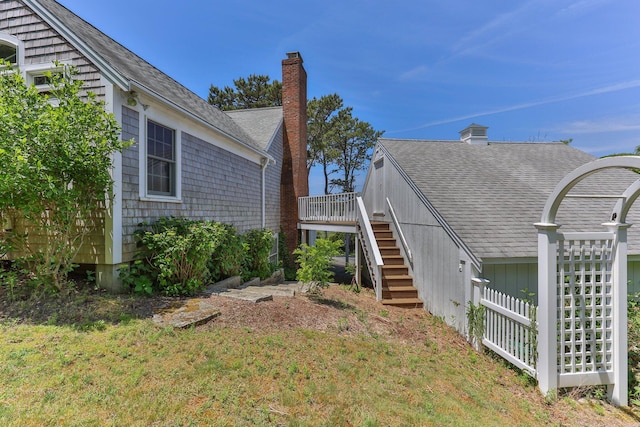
[298,192,359,223]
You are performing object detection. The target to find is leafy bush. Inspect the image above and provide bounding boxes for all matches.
[208,223,244,282]
[628,293,640,406]
[0,62,130,292]
[294,238,341,292]
[127,218,217,296]
[123,218,276,295]
[242,229,275,280]
[150,221,216,296]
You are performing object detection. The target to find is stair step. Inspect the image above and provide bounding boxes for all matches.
[373,230,393,238]
[381,297,423,308]
[382,285,419,299]
[383,276,413,288]
[382,255,405,265]
[384,284,417,291]
[371,222,390,231]
[379,247,401,256]
[382,265,408,275]
[376,237,397,247]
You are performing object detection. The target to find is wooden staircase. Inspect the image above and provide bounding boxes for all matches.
[371,222,422,308]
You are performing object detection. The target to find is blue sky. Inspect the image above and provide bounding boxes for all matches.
[57,0,640,195]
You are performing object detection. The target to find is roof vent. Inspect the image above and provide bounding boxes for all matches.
[459,123,488,145]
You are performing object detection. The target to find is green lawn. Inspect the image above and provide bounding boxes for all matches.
[0,288,638,426]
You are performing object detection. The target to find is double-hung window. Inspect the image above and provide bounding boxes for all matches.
[147,120,176,196]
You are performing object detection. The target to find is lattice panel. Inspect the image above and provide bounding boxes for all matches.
[557,235,613,374]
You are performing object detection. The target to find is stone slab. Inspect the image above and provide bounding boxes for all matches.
[153,299,221,329]
[214,289,274,303]
[241,285,296,297]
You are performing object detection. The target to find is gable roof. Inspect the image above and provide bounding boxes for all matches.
[226,107,283,152]
[25,0,267,156]
[379,138,640,261]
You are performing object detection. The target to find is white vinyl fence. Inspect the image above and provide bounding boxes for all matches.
[477,286,538,376]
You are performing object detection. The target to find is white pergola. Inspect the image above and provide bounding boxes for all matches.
[536,156,640,406]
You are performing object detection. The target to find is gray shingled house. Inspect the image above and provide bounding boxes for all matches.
[359,124,640,331]
[0,0,309,290]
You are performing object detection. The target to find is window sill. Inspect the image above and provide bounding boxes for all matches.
[139,196,183,204]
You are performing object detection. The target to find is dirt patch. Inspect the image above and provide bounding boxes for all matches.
[198,286,436,344]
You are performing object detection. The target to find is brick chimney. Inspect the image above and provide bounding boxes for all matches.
[280,52,308,255]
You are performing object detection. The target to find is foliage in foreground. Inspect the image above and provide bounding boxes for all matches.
[121,217,275,296]
[0,61,130,292]
[294,238,342,292]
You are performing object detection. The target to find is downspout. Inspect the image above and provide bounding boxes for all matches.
[261,157,269,229]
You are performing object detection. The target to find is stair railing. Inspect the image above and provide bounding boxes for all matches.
[386,197,413,267]
[356,196,384,301]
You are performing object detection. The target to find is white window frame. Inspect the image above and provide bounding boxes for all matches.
[139,110,182,202]
[22,62,68,93]
[0,33,23,67]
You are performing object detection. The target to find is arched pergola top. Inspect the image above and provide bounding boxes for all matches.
[539,155,640,225]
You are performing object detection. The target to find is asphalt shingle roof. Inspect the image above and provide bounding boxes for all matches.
[32,0,264,153]
[380,138,640,260]
[225,107,283,151]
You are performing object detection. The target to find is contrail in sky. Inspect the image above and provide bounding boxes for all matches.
[394,79,640,134]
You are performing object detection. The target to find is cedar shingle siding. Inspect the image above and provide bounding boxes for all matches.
[0,1,104,97]
[120,106,276,263]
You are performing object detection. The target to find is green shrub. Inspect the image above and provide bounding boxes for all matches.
[242,229,275,280]
[208,223,244,282]
[628,293,640,406]
[149,221,217,296]
[126,218,217,296]
[294,238,341,292]
[0,62,130,292]
[123,219,278,296]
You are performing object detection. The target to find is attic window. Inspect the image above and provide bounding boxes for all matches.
[33,74,52,86]
[22,63,66,98]
[29,71,61,95]
[0,43,17,64]
[0,33,22,66]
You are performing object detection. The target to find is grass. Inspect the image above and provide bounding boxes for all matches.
[0,321,549,426]
[1,287,639,426]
